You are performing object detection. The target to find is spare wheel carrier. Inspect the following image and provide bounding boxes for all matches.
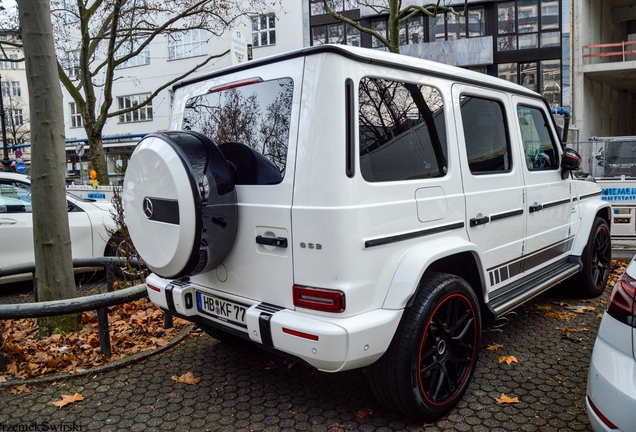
[123,131,237,279]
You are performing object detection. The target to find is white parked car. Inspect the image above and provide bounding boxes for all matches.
[0,172,120,275]
[587,256,636,431]
[124,45,611,420]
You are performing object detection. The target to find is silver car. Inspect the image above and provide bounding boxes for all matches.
[587,256,636,431]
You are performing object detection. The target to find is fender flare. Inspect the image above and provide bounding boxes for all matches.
[382,236,484,310]
[571,199,611,256]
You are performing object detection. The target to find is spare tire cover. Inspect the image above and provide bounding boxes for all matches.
[123,131,237,279]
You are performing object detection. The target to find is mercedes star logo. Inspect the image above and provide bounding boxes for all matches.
[143,197,154,219]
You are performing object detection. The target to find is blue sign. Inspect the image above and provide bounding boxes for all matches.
[15,161,27,173]
[87,193,106,199]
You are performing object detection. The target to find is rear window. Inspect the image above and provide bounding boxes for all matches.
[182,78,293,184]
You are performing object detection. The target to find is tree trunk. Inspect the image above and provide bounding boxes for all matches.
[17,0,79,335]
[88,133,109,185]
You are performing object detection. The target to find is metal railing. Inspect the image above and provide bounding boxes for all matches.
[583,41,636,62]
[0,257,170,373]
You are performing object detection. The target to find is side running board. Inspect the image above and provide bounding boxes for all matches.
[488,259,581,318]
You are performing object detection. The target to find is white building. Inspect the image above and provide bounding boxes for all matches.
[0,29,30,166]
[60,1,304,184]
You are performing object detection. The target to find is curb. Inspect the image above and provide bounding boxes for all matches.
[0,324,195,388]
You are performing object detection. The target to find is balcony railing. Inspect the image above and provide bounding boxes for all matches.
[583,41,636,62]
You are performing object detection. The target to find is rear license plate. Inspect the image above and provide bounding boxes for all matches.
[196,291,247,328]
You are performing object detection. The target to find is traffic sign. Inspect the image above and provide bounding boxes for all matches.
[15,149,22,158]
[15,161,27,173]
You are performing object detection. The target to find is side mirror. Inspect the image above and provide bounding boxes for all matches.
[561,148,581,179]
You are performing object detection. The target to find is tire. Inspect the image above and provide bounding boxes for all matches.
[572,217,611,298]
[367,273,481,421]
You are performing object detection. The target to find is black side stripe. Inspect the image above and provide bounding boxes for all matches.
[541,198,571,210]
[365,222,465,248]
[580,191,602,200]
[490,209,524,222]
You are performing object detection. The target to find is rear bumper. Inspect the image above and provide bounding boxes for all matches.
[586,315,636,432]
[146,274,402,372]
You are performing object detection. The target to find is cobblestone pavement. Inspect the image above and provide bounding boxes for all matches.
[0,278,608,431]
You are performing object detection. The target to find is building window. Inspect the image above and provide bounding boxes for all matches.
[0,54,18,70]
[428,8,485,42]
[371,19,387,48]
[497,0,559,52]
[64,0,79,24]
[400,16,424,45]
[117,93,153,123]
[1,82,9,97]
[311,22,361,46]
[12,109,23,126]
[497,60,561,107]
[310,0,359,16]
[252,14,276,47]
[70,102,82,128]
[116,39,150,69]
[168,29,207,60]
[11,82,20,97]
[67,50,80,78]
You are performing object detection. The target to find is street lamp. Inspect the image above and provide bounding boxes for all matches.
[0,73,11,172]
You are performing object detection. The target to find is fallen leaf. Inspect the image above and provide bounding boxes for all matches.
[495,393,520,404]
[0,376,6,383]
[572,309,586,314]
[553,301,568,307]
[265,361,277,371]
[171,372,202,385]
[556,327,589,333]
[536,305,552,311]
[587,306,596,312]
[485,342,504,352]
[498,355,518,366]
[356,408,373,418]
[597,313,604,319]
[328,424,345,431]
[52,393,84,408]
[545,311,577,321]
[11,384,29,395]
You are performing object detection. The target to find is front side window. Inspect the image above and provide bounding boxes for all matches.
[252,14,276,47]
[168,29,207,60]
[182,78,293,180]
[117,93,153,123]
[70,102,82,128]
[359,77,448,182]
[517,105,559,170]
[11,81,20,97]
[460,96,511,174]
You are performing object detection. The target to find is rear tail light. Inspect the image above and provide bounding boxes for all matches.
[147,284,161,293]
[208,77,263,93]
[606,272,636,326]
[293,285,345,313]
[588,396,618,429]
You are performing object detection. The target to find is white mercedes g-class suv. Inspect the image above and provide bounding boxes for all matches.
[123,45,611,420]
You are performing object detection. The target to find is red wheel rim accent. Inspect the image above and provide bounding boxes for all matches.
[417,293,478,406]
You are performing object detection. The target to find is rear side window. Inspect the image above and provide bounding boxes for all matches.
[460,96,511,174]
[358,77,447,182]
[182,78,293,184]
[517,105,559,170]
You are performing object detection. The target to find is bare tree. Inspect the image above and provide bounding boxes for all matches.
[2,88,31,148]
[16,0,79,334]
[2,0,279,184]
[321,0,461,54]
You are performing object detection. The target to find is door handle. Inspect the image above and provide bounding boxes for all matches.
[0,218,17,225]
[469,216,490,227]
[256,235,288,248]
[529,204,543,213]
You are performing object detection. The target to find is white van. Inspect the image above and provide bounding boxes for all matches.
[123,45,611,420]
